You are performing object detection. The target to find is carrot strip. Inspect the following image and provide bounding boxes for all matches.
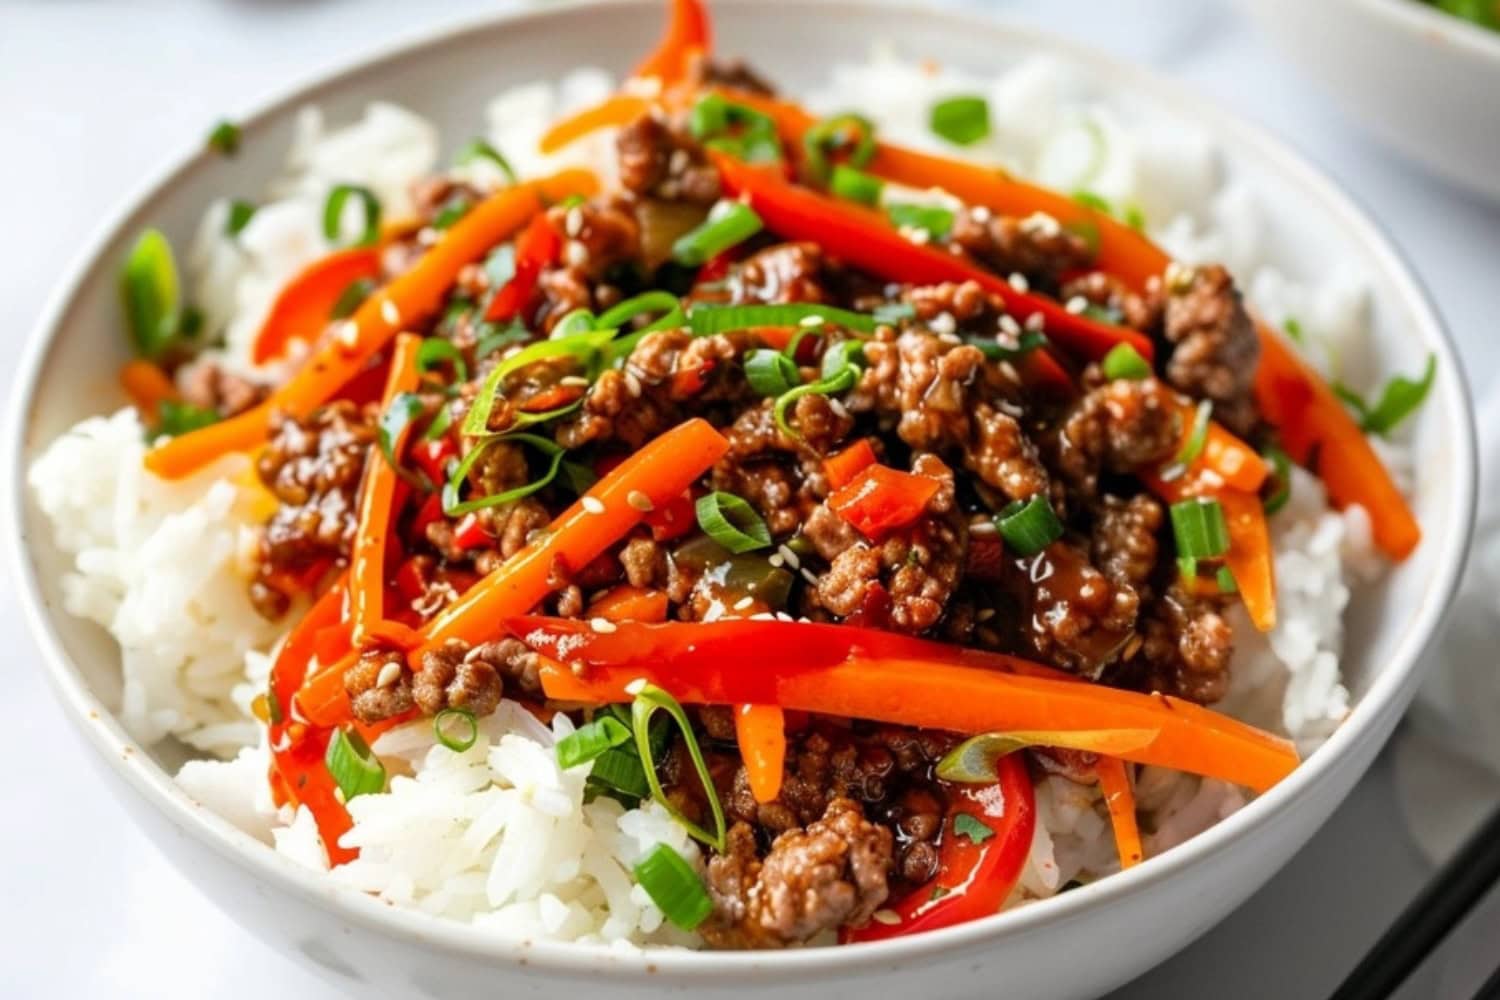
[348,333,422,645]
[633,0,712,85]
[589,585,670,624]
[1096,756,1143,869]
[144,169,598,480]
[734,704,786,804]
[252,247,383,365]
[1219,489,1277,632]
[539,95,653,155]
[119,359,179,418]
[537,651,1299,793]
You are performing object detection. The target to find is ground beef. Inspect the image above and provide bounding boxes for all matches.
[1161,264,1261,436]
[620,535,669,589]
[802,502,860,563]
[1016,540,1139,678]
[179,360,267,418]
[616,114,721,204]
[692,54,778,95]
[1138,583,1235,704]
[729,242,829,304]
[346,649,415,724]
[1055,374,1180,498]
[950,207,1094,284]
[1060,271,1162,332]
[409,638,505,717]
[1091,492,1165,592]
[702,797,893,949]
[550,196,641,279]
[711,398,845,536]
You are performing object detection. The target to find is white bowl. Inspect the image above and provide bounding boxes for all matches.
[4,1,1478,997]
[1238,0,1500,202]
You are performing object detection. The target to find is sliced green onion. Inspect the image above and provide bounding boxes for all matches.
[154,400,219,439]
[631,682,727,852]
[557,716,633,769]
[687,302,878,336]
[1284,316,1305,345]
[802,112,877,183]
[1072,190,1113,214]
[773,365,859,439]
[995,494,1063,557]
[781,324,823,362]
[424,401,454,441]
[744,349,801,396]
[886,202,955,239]
[1083,302,1125,326]
[937,729,1160,782]
[265,683,284,726]
[596,291,685,333]
[1123,203,1147,232]
[1334,354,1437,436]
[688,94,782,164]
[587,749,652,803]
[472,319,530,360]
[225,199,257,237]
[553,308,600,337]
[324,727,386,801]
[695,491,772,554]
[936,732,1028,782]
[415,338,468,384]
[871,301,917,326]
[558,459,598,496]
[930,95,990,146]
[483,243,517,288]
[463,328,615,435]
[432,193,472,231]
[120,228,182,360]
[455,137,518,184]
[672,201,763,267]
[207,119,240,155]
[829,164,884,206]
[633,843,713,931]
[443,432,567,516]
[1215,566,1238,594]
[331,277,376,320]
[378,392,428,486]
[952,813,994,845]
[966,329,1048,363]
[434,708,479,752]
[1261,443,1293,515]
[819,339,865,381]
[1171,497,1230,561]
[323,184,382,248]
[1101,343,1152,381]
[1064,217,1102,258]
[1164,399,1213,479]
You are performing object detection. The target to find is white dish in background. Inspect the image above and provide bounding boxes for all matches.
[3,1,1477,997]
[1238,0,1500,202]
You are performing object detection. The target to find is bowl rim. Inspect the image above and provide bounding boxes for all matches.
[1356,0,1500,59]
[3,0,1478,980]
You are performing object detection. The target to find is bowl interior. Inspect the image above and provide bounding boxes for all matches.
[7,0,1476,975]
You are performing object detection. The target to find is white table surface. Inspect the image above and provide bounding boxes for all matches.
[3,2,1498,997]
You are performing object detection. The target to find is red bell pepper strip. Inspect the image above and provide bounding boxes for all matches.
[711,152,1154,365]
[251,247,383,365]
[632,0,712,85]
[484,212,562,322]
[823,438,878,490]
[521,618,1300,793]
[844,754,1035,942]
[827,464,941,540]
[734,704,786,804]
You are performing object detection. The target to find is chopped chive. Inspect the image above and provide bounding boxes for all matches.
[995,494,1063,557]
[952,812,995,845]
[695,491,772,554]
[744,349,801,396]
[1101,343,1152,381]
[1333,355,1437,436]
[631,683,727,852]
[1262,443,1293,515]
[886,202,955,239]
[120,228,182,360]
[207,119,241,155]
[672,200,763,267]
[802,112,877,183]
[323,183,382,248]
[433,708,479,752]
[930,95,990,146]
[443,432,568,517]
[455,137,517,184]
[687,302,878,336]
[1170,497,1230,561]
[829,164,884,206]
[324,727,386,801]
[330,277,377,320]
[415,337,468,385]
[154,400,219,439]
[225,199,257,237]
[557,716,632,769]
[633,843,713,931]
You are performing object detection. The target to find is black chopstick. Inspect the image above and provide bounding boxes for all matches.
[1330,801,1500,1000]
[1477,959,1500,1000]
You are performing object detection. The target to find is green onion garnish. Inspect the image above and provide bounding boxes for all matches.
[472,320,530,360]
[596,291,685,333]
[1124,203,1147,231]
[1072,190,1112,214]
[377,392,427,485]
[935,732,1029,782]
[557,716,633,769]
[1333,354,1437,436]
[587,747,653,802]
[154,400,219,439]
[672,200,764,267]
[432,193,472,231]
[886,202,955,239]
[930,95,990,146]
[819,339,865,380]
[455,137,518,184]
[331,277,377,320]
[1171,498,1230,565]
[695,491,772,554]
[633,843,714,931]
[323,184,382,248]
[225,199,257,237]
[772,341,864,439]
[1284,316,1305,345]
[964,329,1049,363]
[553,307,600,337]
[1261,443,1293,515]
[744,349,801,396]
[434,708,479,752]
[1101,343,1152,381]
[802,112,877,184]
[483,243,517,288]
[207,119,241,155]
[631,682,727,852]
[424,402,454,442]
[1164,399,1213,479]
[1215,566,1238,594]
[995,494,1064,557]
[120,228,182,360]
[443,432,567,516]
[689,94,782,164]
[415,337,468,385]
[687,302,878,336]
[872,301,917,326]
[829,164,884,206]
[463,327,615,435]
[952,813,995,845]
[324,727,386,801]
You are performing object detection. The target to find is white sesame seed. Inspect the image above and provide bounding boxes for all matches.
[872,909,902,926]
[1065,295,1088,315]
[971,205,992,223]
[417,226,440,247]
[623,371,643,397]
[1008,272,1030,293]
[1025,312,1046,333]
[828,397,850,420]
[768,553,784,568]
[976,607,997,622]
[376,660,402,688]
[335,320,360,349]
[1021,211,1061,238]
[624,678,648,695]
[380,298,400,326]
[581,496,605,515]
[777,544,801,570]
[559,375,590,387]
[565,205,585,238]
[668,149,690,175]
[750,612,776,621]
[929,312,957,336]
[999,361,1021,382]
[563,242,590,268]
[626,490,654,512]
[970,518,998,537]
[589,617,617,633]
[899,224,931,246]
[732,595,755,612]
[703,601,725,623]
[798,314,825,327]
[937,331,962,346]
[775,611,795,622]
[999,314,1022,338]
[801,568,819,585]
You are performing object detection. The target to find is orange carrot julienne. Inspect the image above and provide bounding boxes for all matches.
[1096,756,1143,869]
[348,333,422,645]
[589,584,670,624]
[144,169,599,480]
[252,246,383,365]
[735,704,786,804]
[539,95,653,155]
[119,359,180,418]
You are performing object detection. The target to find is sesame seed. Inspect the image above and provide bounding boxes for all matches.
[589,617,617,633]
[417,226,440,247]
[624,678,648,695]
[798,314,825,327]
[703,601,725,623]
[624,371,643,397]
[1021,211,1061,238]
[999,361,1021,382]
[872,909,901,926]
[563,242,590,268]
[899,225,930,246]
[376,660,402,688]
[971,205,992,223]
[801,568,819,585]
[581,496,605,515]
[564,205,585,238]
[976,607,996,622]
[1065,295,1088,315]
[626,490,654,512]
[1008,272,1030,293]
[559,375,590,387]
[777,544,801,570]
[732,595,755,612]
[937,331,962,346]
[999,314,1022,338]
[929,312,957,336]
[1025,312,1046,333]
[750,612,776,621]
[335,320,360,349]
[775,611,795,622]
[828,397,850,420]
[380,298,401,326]
[668,149,690,174]
[768,553,785,568]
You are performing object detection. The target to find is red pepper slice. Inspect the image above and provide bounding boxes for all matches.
[823,438,877,490]
[643,489,697,541]
[633,0,712,85]
[484,213,561,323]
[843,753,1036,941]
[252,247,383,365]
[452,512,491,551]
[828,464,941,539]
[410,435,457,486]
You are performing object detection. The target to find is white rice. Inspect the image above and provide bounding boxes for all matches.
[30,47,1404,945]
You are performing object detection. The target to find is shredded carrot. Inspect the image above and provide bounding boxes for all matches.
[539,95,653,155]
[119,359,179,419]
[144,169,599,480]
[252,246,383,364]
[1096,756,1143,869]
[589,585,670,624]
[1219,489,1277,632]
[349,333,422,645]
[734,704,786,803]
[632,0,712,85]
